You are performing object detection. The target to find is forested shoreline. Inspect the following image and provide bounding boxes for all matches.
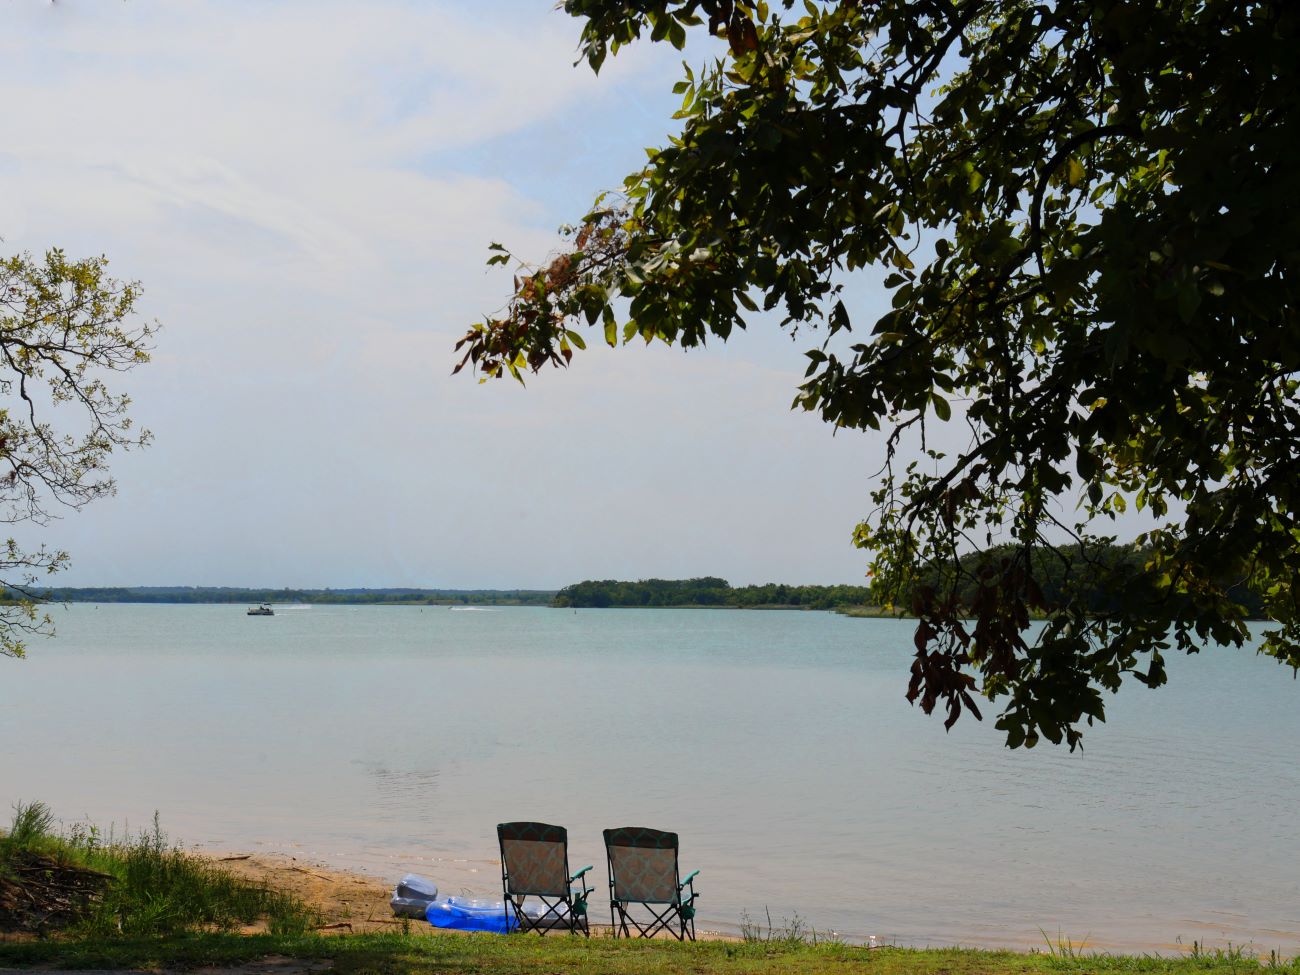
[5,587,556,606]
[917,543,1266,619]
[5,545,1266,619]
[551,578,873,610]
[552,543,1268,619]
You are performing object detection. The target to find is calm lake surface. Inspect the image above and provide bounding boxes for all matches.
[1,604,1297,952]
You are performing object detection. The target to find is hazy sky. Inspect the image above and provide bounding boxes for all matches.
[1,0,891,589]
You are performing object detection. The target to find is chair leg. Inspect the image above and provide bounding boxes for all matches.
[611,901,689,939]
[565,896,590,937]
[612,901,633,938]
[513,895,581,936]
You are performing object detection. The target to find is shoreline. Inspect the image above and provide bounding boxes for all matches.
[193,851,740,941]
[191,850,1288,959]
[3,838,1293,962]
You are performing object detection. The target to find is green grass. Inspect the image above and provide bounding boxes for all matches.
[1,801,317,937]
[3,932,1298,975]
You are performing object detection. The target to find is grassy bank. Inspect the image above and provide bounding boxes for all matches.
[0,802,316,938]
[3,931,1297,975]
[3,803,1297,974]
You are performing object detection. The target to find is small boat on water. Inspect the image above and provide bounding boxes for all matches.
[246,604,274,616]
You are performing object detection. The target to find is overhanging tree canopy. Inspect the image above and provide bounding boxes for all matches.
[1,249,154,657]
[456,0,1300,748]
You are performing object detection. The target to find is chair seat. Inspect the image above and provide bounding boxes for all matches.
[511,889,587,906]
[508,886,571,897]
[613,895,680,905]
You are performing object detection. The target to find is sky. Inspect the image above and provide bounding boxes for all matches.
[0,0,888,590]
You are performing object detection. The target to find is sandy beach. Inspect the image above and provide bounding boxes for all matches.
[197,852,1258,957]
[201,853,402,935]
[198,852,733,941]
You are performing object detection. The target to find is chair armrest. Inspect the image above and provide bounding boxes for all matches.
[678,869,700,906]
[571,864,594,897]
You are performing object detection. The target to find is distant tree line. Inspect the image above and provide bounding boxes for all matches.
[918,543,1266,619]
[7,548,1267,619]
[552,544,1269,619]
[552,577,873,610]
[3,587,557,607]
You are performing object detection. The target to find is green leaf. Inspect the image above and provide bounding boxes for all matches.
[1076,449,1097,480]
[459,0,1300,751]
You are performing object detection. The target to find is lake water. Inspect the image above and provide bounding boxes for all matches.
[1,604,1297,953]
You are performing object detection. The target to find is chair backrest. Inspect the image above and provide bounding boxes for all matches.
[498,822,570,897]
[603,826,680,903]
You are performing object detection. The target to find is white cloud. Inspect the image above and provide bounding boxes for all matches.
[0,0,880,589]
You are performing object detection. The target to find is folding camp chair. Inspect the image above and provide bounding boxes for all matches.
[497,822,593,936]
[603,826,699,940]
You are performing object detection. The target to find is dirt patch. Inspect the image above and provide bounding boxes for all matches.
[0,853,112,934]
[201,854,410,935]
